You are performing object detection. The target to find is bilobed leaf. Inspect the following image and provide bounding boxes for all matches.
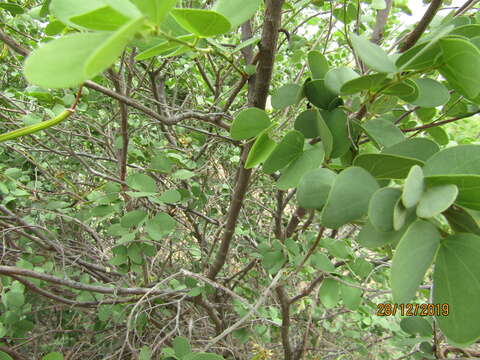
[350,33,397,73]
[263,131,304,174]
[319,278,339,309]
[277,144,324,190]
[230,108,270,140]
[245,131,276,169]
[353,153,424,179]
[297,168,336,209]
[50,0,104,29]
[423,145,480,176]
[363,119,405,148]
[321,167,379,229]
[439,37,480,98]
[131,0,176,24]
[434,233,480,345]
[212,0,261,29]
[271,84,302,110]
[308,50,329,79]
[402,165,424,208]
[416,185,458,218]
[70,6,130,30]
[391,220,440,304]
[368,187,402,232]
[170,9,231,37]
[324,67,359,94]
[383,138,439,162]
[425,175,480,210]
[304,79,337,109]
[340,73,387,95]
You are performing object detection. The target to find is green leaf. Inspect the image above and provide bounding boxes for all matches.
[393,198,408,231]
[321,109,350,159]
[131,0,176,24]
[0,351,13,360]
[304,79,337,110]
[372,0,386,10]
[400,317,432,337]
[173,336,191,357]
[170,9,231,37]
[383,80,417,98]
[425,175,480,210]
[321,167,379,229]
[354,153,424,179]
[294,109,323,138]
[158,189,181,203]
[340,73,387,95]
[146,213,176,240]
[402,165,425,208]
[358,217,409,249]
[172,169,195,180]
[139,346,152,360]
[368,187,402,232]
[0,3,24,15]
[42,353,64,360]
[230,108,270,140]
[439,37,480,98]
[391,220,440,303]
[310,253,335,272]
[324,67,359,94]
[297,168,336,209]
[135,34,196,60]
[212,0,261,29]
[103,0,141,18]
[4,291,24,309]
[263,131,304,174]
[341,283,362,310]
[70,5,131,31]
[427,127,449,146]
[423,145,480,176]
[150,154,173,173]
[383,138,439,162]
[434,233,480,345]
[50,0,104,29]
[308,50,329,79]
[126,173,157,192]
[319,278,339,309]
[271,84,302,110]
[277,144,324,190]
[121,210,147,228]
[184,353,224,360]
[363,119,405,148]
[409,78,450,108]
[316,112,333,159]
[350,34,397,73]
[416,184,458,218]
[444,206,480,235]
[245,131,276,169]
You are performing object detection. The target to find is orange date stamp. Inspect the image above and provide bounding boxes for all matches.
[376,303,449,317]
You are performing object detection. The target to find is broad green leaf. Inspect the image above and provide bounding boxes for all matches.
[170,9,231,37]
[439,37,480,98]
[173,336,191,358]
[319,278,339,309]
[393,198,408,231]
[150,154,173,173]
[230,108,270,140]
[103,0,141,18]
[263,131,304,174]
[402,165,424,208]
[139,347,152,360]
[4,291,24,309]
[294,109,322,138]
[353,153,424,179]
[383,138,439,162]
[434,233,480,345]
[310,253,335,272]
[126,173,157,192]
[85,17,145,78]
[341,283,362,310]
[245,131,276,169]
[372,0,386,10]
[121,210,147,228]
[127,243,143,264]
[363,119,405,148]
[131,0,176,24]
[400,317,432,337]
[425,175,480,210]
[417,184,458,218]
[308,50,329,79]
[50,0,104,29]
[409,78,450,108]
[368,187,402,232]
[277,144,324,190]
[368,95,398,114]
[350,33,397,73]
[324,67,359,94]
[0,3,24,15]
[333,2,357,24]
[321,109,350,159]
[316,112,333,159]
[304,79,337,110]
[321,167,379,229]
[158,189,181,203]
[0,351,13,360]
[444,206,480,236]
[70,6,131,30]
[184,353,224,360]
[391,220,440,304]
[423,145,480,176]
[135,34,196,60]
[450,24,480,39]
[427,127,449,146]
[212,0,261,29]
[271,84,302,110]
[42,353,64,360]
[358,219,406,249]
[297,168,336,209]
[383,80,417,98]
[340,73,387,95]
[146,213,176,240]
[172,169,195,180]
